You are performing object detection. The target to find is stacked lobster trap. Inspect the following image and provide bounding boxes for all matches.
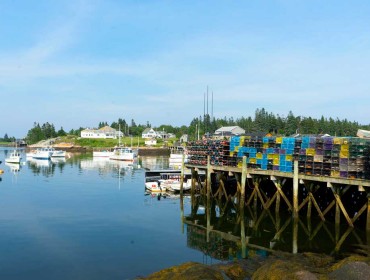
[186,136,370,180]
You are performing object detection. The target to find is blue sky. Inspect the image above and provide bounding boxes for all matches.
[1,1,370,137]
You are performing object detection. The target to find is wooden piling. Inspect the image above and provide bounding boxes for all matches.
[206,155,211,201]
[240,156,247,207]
[293,160,299,219]
[180,153,185,196]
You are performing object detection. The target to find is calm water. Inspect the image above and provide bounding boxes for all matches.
[0,147,368,279]
[0,148,206,280]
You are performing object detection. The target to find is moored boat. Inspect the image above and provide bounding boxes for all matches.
[51,149,66,157]
[145,181,167,192]
[31,147,54,159]
[160,178,192,192]
[5,149,22,164]
[109,146,137,161]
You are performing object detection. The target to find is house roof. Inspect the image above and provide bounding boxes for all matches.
[142,128,152,134]
[99,126,116,132]
[215,126,244,133]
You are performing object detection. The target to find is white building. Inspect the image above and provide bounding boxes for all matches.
[142,128,176,139]
[142,128,158,139]
[81,126,123,139]
[180,134,188,143]
[214,126,245,136]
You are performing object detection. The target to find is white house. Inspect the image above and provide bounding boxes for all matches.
[180,134,188,143]
[142,127,177,140]
[142,128,157,139]
[81,126,123,139]
[214,126,245,136]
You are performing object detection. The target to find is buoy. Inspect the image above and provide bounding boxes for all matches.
[0,169,4,174]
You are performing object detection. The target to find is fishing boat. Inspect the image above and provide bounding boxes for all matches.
[51,149,66,158]
[108,124,137,161]
[145,181,167,192]
[33,148,53,159]
[160,178,192,192]
[109,146,137,161]
[5,149,22,164]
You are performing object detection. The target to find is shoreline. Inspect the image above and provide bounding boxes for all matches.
[138,251,370,279]
[20,145,171,156]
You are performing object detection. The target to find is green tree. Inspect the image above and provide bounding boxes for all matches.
[57,127,67,137]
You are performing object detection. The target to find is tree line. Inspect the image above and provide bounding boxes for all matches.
[21,108,370,144]
[193,108,370,137]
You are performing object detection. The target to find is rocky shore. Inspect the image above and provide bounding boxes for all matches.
[138,251,370,280]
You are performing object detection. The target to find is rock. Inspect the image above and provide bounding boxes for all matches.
[138,254,370,280]
[140,262,226,280]
[328,261,370,280]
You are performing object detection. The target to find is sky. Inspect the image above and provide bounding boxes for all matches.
[1,0,370,137]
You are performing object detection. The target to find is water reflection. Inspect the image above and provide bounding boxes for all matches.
[79,157,140,178]
[140,156,170,170]
[27,157,56,177]
[183,194,368,261]
[5,162,21,174]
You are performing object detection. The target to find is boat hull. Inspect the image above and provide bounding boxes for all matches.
[51,151,66,157]
[5,149,22,164]
[93,151,114,157]
[5,157,21,164]
[145,181,166,192]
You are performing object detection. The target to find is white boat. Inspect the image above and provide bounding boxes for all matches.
[51,149,66,157]
[109,146,137,161]
[26,149,37,158]
[145,181,167,192]
[93,150,114,157]
[5,149,22,164]
[32,147,54,159]
[160,178,192,192]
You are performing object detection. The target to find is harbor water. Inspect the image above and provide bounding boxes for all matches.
[0,147,367,279]
[0,148,205,280]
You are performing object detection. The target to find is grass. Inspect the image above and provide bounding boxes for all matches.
[0,141,13,146]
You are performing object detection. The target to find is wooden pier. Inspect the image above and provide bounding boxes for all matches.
[180,155,370,235]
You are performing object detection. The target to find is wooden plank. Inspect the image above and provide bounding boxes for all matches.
[265,192,278,209]
[322,200,336,216]
[298,196,310,212]
[274,183,293,211]
[334,227,354,252]
[241,156,247,207]
[220,179,228,199]
[309,193,326,221]
[255,184,267,209]
[293,161,299,218]
[206,156,211,200]
[332,190,354,227]
[246,188,257,206]
[352,203,367,224]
